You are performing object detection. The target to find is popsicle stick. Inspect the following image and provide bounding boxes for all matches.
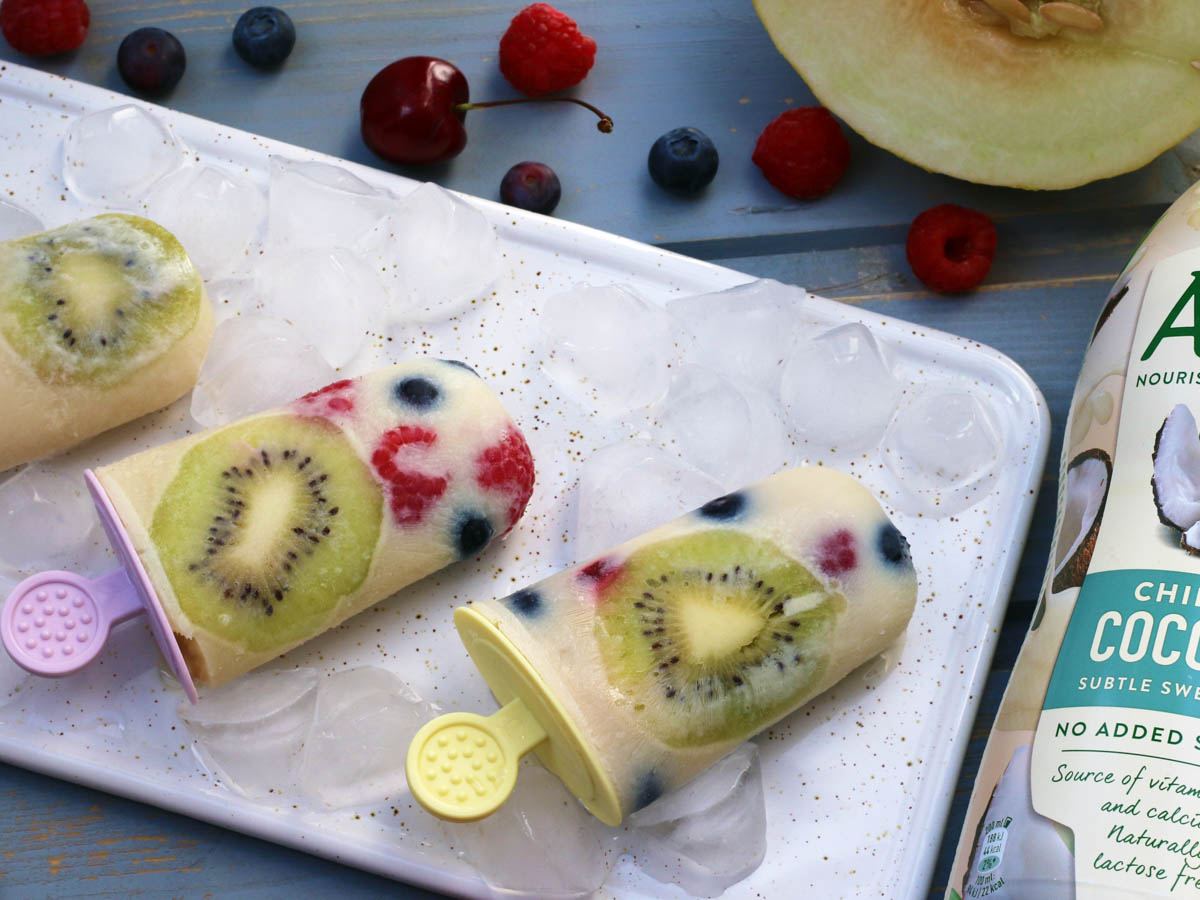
[406,699,547,822]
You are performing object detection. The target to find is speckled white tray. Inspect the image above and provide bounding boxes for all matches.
[0,63,1049,899]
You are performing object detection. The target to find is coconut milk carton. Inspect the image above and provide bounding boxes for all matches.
[949,184,1200,900]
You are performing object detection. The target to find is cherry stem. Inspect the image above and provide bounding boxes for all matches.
[457,97,614,134]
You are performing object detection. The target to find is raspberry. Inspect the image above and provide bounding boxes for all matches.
[295,379,355,416]
[1,0,89,56]
[499,3,596,97]
[816,529,857,578]
[752,107,849,200]
[905,204,997,294]
[475,429,535,530]
[578,556,622,594]
[372,426,446,526]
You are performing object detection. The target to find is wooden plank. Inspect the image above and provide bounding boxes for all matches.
[0,0,1192,249]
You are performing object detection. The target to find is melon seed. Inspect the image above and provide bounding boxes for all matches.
[982,0,1032,25]
[1040,2,1104,32]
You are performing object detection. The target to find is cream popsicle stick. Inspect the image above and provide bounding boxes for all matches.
[409,466,918,825]
[2,360,535,693]
[0,214,212,471]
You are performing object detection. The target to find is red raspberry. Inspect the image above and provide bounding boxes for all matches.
[905,204,997,294]
[578,556,622,594]
[295,379,355,417]
[816,529,857,578]
[499,3,596,97]
[372,426,446,526]
[752,107,849,200]
[385,472,448,526]
[1,0,89,56]
[475,429,535,530]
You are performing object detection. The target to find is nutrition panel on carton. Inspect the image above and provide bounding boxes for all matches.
[949,180,1200,900]
[0,64,1050,899]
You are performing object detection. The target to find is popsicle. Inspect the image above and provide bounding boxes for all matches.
[2,360,535,694]
[0,213,212,471]
[408,466,918,825]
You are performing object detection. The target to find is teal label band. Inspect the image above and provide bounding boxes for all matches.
[1045,569,1200,715]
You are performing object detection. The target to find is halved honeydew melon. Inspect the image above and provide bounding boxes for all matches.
[753,0,1200,189]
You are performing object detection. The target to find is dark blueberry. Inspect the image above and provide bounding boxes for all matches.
[117,28,187,96]
[499,162,562,216]
[505,588,543,619]
[394,376,440,409]
[232,7,296,69]
[456,513,494,557]
[633,771,665,811]
[648,127,719,196]
[878,523,911,566]
[440,358,478,375]
[698,492,746,521]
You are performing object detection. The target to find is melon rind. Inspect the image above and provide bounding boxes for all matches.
[753,0,1200,189]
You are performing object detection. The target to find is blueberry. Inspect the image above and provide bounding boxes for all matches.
[394,376,440,409]
[633,771,665,811]
[499,162,562,215]
[648,127,719,196]
[878,523,911,566]
[233,7,296,69]
[505,589,543,619]
[117,28,186,96]
[456,513,493,557]
[440,359,478,375]
[698,492,746,521]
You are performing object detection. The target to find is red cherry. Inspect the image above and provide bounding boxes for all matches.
[360,56,469,166]
[360,56,613,167]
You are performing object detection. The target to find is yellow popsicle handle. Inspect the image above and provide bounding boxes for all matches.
[406,698,547,822]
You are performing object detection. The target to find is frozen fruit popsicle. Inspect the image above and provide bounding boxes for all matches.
[408,466,917,825]
[2,359,534,693]
[0,214,212,471]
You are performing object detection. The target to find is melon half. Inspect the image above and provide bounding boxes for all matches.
[753,0,1200,188]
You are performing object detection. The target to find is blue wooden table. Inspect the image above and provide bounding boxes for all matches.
[0,1,1192,896]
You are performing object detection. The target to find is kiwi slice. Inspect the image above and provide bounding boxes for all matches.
[0,213,202,386]
[151,415,383,653]
[594,530,841,748]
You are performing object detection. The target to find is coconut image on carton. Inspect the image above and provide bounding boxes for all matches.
[1152,404,1200,553]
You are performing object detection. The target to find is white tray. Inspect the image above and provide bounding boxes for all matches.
[0,63,1049,899]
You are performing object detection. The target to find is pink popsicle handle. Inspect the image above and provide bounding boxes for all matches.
[0,471,198,703]
[2,569,141,675]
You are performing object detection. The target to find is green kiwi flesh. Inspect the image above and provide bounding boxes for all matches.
[595,530,840,747]
[0,214,202,386]
[151,415,383,653]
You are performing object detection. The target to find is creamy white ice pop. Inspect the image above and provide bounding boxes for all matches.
[95,359,534,688]
[0,214,212,471]
[409,466,917,825]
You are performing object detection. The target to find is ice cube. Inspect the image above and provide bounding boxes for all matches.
[628,743,766,898]
[0,199,42,240]
[648,365,790,489]
[451,763,612,897]
[190,315,338,427]
[179,667,318,799]
[143,164,266,279]
[256,247,383,368]
[669,279,814,393]
[375,183,501,323]
[297,667,434,808]
[0,464,98,571]
[574,440,723,559]
[781,322,902,452]
[62,105,189,204]
[541,284,676,417]
[204,277,262,322]
[883,386,1004,517]
[266,156,393,255]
